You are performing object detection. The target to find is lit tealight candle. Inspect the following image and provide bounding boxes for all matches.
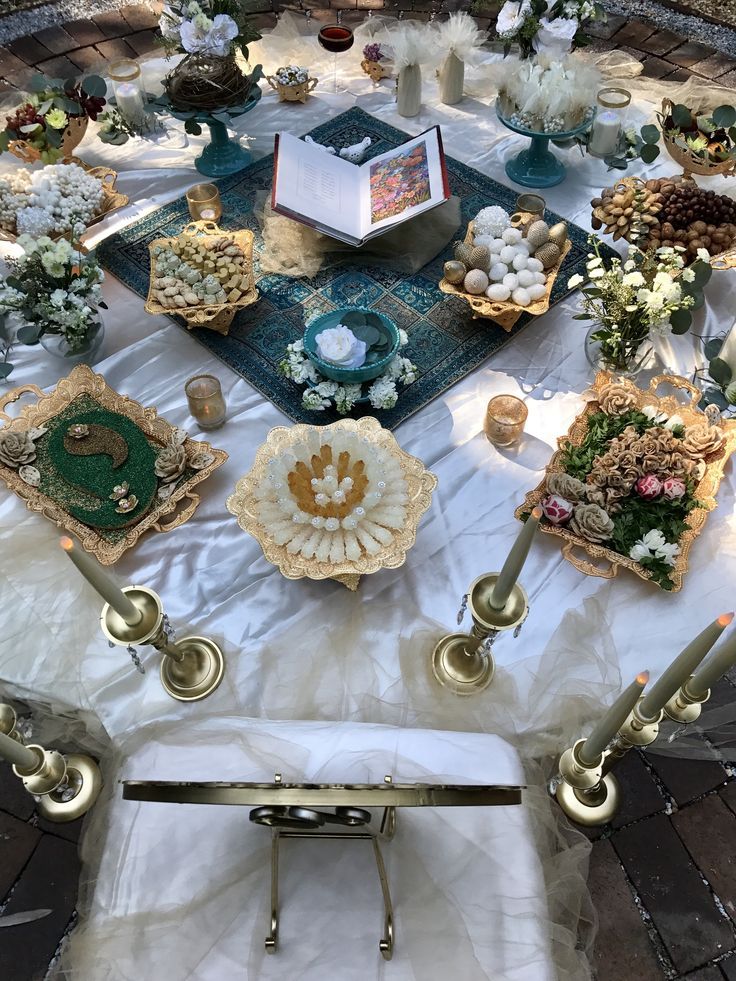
[60,537,142,626]
[578,671,650,765]
[639,614,733,719]
[686,614,736,699]
[489,506,542,611]
[0,729,38,770]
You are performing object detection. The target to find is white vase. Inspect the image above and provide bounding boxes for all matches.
[397,64,422,118]
[439,52,464,106]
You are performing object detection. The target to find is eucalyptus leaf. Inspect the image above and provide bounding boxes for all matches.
[640,124,660,145]
[364,350,380,364]
[704,337,723,361]
[353,325,381,346]
[80,75,106,98]
[700,387,729,410]
[671,103,692,129]
[341,311,367,331]
[709,356,733,387]
[689,292,705,311]
[45,126,62,147]
[364,312,386,330]
[28,74,48,92]
[184,118,202,136]
[17,325,40,345]
[669,308,692,334]
[19,123,41,134]
[0,362,12,379]
[713,105,736,129]
[692,262,712,288]
[640,143,660,164]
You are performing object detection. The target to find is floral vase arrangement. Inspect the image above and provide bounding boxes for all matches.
[0,235,106,378]
[361,43,391,84]
[159,0,261,111]
[280,326,417,414]
[434,12,485,106]
[569,239,712,375]
[530,378,727,590]
[0,73,106,164]
[392,24,430,118]
[491,0,605,59]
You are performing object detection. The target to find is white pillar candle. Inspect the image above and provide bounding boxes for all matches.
[639,614,732,719]
[0,729,38,769]
[489,506,541,611]
[115,81,146,125]
[719,321,736,375]
[687,614,736,697]
[588,109,621,157]
[60,536,142,625]
[578,671,649,765]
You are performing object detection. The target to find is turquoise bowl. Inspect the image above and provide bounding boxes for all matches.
[303,307,401,384]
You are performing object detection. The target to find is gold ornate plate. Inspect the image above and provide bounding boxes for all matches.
[226,417,437,590]
[144,220,258,336]
[0,365,228,564]
[515,371,736,592]
[439,217,571,331]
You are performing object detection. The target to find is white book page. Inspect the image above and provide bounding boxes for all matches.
[362,129,448,237]
[274,133,363,241]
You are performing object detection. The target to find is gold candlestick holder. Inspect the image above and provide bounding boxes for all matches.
[0,704,102,823]
[99,586,225,702]
[554,696,661,826]
[432,573,529,695]
[663,674,710,724]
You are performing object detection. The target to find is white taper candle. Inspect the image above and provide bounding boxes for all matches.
[0,729,38,769]
[687,615,736,698]
[578,671,650,765]
[60,537,142,626]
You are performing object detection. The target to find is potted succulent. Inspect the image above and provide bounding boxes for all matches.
[0,73,106,164]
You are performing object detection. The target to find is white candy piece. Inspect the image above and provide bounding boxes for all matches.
[527,257,544,272]
[512,287,531,306]
[501,227,523,245]
[517,269,535,287]
[489,262,508,282]
[534,271,546,285]
[486,283,511,301]
[512,254,528,271]
[499,245,518,264]
[489,253,502,267]
[527,283,547,300]
[503,273,519,290]
[490,238,506,253]
[473,234,495,249]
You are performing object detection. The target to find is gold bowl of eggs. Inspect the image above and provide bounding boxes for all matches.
[439,205,570,331]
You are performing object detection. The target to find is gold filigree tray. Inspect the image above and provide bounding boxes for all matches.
[144,220,258,336]
[439,217,571,331]
[0,365,228,564]
[226,417,437,590]
[515,372,736,592]
[0,160,129,245]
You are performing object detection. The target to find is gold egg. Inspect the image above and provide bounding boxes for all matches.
[548,221,568,247]
[444,260,467,284]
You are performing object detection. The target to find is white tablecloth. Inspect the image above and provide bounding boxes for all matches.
[0,30,733,980]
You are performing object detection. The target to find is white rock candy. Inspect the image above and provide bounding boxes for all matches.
[489,262,508,282]
[490,237,506,252]
[499,245,518,264]
[486,283,511,301]
[512,254,528,271]
[527,257,544,273]
[527,283,547,300]
[512,287,531,306]
[503,272,519,290]
[534,271,546,285]
[517,269,535,287]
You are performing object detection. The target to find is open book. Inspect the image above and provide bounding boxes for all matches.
[272,126,450,247]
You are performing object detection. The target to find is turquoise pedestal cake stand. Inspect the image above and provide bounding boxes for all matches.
[496,101,594,188]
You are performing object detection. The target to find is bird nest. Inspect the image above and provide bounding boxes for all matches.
[164,53,254,112]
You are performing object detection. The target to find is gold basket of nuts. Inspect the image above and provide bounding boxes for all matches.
[145,220,258,335]
[591,176,736,266]
[439,214,571,332]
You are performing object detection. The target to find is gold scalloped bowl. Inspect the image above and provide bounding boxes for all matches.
[226,417,437,590]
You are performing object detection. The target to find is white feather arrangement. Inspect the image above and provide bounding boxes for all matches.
[434,11,487,66]
[493,54,600,130]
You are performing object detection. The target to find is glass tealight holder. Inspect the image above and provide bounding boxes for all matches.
[588,87,631,159]
[511,193,545,232]
[186,183,222,223]
[185,374,227,429]
[484,395,528,448]
[109,58,147,127]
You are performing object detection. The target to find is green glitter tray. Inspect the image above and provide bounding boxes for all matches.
[0,365,228,564]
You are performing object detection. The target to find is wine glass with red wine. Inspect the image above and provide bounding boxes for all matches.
[318,24,354,93]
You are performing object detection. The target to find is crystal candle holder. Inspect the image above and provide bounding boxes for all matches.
[109,58,147,127]
[185,374,226,429]
[484,395,528,448]
[186,183,223,223]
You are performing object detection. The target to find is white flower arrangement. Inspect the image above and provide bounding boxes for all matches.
[629,529,681,567]
[494,54,600,132]
[494,0,603,59]
[315,325,367,369]
[279,331,418,415]
[0,163,104,237]
[253,425,409,564]
[160,1,240,57]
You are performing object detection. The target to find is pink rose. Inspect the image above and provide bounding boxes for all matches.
[635,474,663,500]
[541,494,574,525]
[662,476,686,500]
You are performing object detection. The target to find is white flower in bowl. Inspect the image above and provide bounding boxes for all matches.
[533,16,578,57]
[315,325,368,369]
[496,0,532,38]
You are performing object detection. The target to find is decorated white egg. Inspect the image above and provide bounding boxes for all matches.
[501,227,523,245]
[512,254,528,271]
[499,245,518,264]
[526,257,544,273]
[503,272,519,290]
[534,271,546,284]
[489,262,508,282]
[527,283,547,300]
[517,269,535,287]
[464,269,490,294]
[486,283,511,301]
[512,287,531,306]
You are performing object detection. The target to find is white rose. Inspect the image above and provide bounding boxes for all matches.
[315,325,367,369]
[533,16,579,57]
[641,529,666,550]
[496,0,532,38]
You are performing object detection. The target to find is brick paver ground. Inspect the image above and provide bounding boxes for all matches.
[2,3,736,979]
